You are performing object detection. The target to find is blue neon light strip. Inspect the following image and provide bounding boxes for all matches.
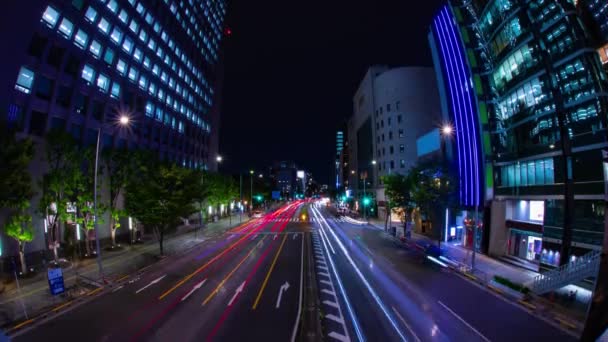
[433,5,482,207]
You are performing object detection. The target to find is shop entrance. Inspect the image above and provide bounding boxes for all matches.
[508,229,542,262]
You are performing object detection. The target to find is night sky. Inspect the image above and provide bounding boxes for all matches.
[219,0,444,185]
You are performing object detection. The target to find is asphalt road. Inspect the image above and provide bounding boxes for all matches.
[12,201,577,342]
[13,201,308,342]
[310,204,576,342]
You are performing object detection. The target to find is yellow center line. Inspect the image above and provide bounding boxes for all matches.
[51,300,73,312]
[87,287,104,296]
[252,234,288,309]
[9,318,35,331]
[116,274,129,282]
[202,236,267,306]
[158,224,265,300]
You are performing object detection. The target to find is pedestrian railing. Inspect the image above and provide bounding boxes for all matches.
[531,250,601,295]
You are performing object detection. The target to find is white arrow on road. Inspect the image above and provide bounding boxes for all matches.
[293,233,298,240]
[228,281,245,306]
[275,281,290,308]
[181,279,207,302]
[135,274,166,294]
[273,234,278,240]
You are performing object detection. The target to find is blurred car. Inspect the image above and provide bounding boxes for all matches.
[252,210,263,218]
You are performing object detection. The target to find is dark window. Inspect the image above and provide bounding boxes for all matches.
[64,54,80,77]
[381,120,384,128]
[74,93,88,115]
[376,122,379,130]
[387,104,391,112]
[56,85,71,108]
[35,76,54,100]
[400,159,405,168]
[400,144,405,153]
[381,134,384,142]
[396,101,400,110]
[27,33,47,58]
[51,117,66,130]
[388,117,391,126]
[7,104,25,131]
[71,0,84,10]
[382,147,385,156]
[85,128,97,145]
[71,124,82,141]
[29,110,47,136]
[399,129,404,138]
[91,100,104,121]
[390,160,395,169]
[103,134,113,148]
[47,45,65,69]
[389,131,393,140]
[390,146,394,154]
[377,149,381,157]
[123,90,134,107]
[397,115,402,123]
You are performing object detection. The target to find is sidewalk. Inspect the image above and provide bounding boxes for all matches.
[368,218,587,334]
[0,214,248,327]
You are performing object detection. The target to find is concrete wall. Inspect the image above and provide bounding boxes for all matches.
[488,200,508,257]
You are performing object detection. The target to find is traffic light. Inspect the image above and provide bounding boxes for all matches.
[255,195,263,202]
[362,197,371,206]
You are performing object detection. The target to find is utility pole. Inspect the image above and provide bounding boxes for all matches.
[249,170,254,212]
[239,174,243,222]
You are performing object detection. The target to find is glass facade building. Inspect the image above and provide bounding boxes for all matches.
[430,0,608,269]
[2,0,226,170]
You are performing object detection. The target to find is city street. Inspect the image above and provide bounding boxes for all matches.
[310,204,576,342]
[10,201,577,342]
[12,202,308,342]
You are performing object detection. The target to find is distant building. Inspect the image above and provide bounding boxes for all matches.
[270,161,298,199]
[335,130,344,188]
[348,66,441,220]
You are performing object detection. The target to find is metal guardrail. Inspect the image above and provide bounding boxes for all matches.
[532,250,601,294]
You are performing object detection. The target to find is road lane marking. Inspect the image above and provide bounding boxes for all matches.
[326,314,344,324]
[290,216,305,342]
[293,232,298,240]
[320,279,332,286]
[392,306,422,342]
[112,285,124,293]
[275,281,290,308]
[51,300,73,312]
[158,227,263,300]
[318,272,330,278]
[202,236,267,306]
[328,331,350,342]
[228,281,245,306]
[116,274,129,282]
[438,301,491,342]
[252,234,288,309]
[9,318,35,331]
[87,287,104,296]
[180,279,207,302]
[135,274,166,294]
[321,288,334,295]
[323,300,339,308]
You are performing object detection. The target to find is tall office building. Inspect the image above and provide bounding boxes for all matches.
[0,0,227,255]
[335,130,344,188]
[429,1,608,270]
[3,0,226,170]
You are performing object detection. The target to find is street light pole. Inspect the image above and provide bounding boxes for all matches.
[249,170,254,212]
[239,174,243,223]
[92,127,104,279]
[363,174,366,221]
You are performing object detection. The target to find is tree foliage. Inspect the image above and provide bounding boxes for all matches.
[125,160,202,255]
[205,173,238,207]
[103,148,135,245]
[0,124,34,209]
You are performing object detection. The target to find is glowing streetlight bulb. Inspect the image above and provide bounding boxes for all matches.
[216,155,223,162]
[442,125,453,135]
[119,115,130,125]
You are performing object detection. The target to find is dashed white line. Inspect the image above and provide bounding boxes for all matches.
[328,331,350,342]
[391,306,422,342]
[323,300,339,308]
[326,314,345,324]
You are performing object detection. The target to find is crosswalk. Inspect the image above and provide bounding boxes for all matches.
[263,217,351,224]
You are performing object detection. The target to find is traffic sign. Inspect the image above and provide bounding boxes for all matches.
[48,267,65,296]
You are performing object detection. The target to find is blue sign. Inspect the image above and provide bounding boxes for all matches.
[48,267,65,296]
[272,191,281,200]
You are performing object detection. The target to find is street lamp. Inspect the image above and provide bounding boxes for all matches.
[441,124,453,136]
[258,174,263,178]
[249,170,254,212]
[93,114,130,279]
[216,155,223,162]
[371,160,377,165]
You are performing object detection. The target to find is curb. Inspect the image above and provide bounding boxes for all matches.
[518,299,537,311]
[554,316,578,330]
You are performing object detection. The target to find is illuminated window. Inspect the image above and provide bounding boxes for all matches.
[103,48,115,65]
[129,19,139,33]
[154,22,161,33]
[122,37,134,54]
[84,6,98,23]
[110,82,120,99]
[118,9,128,24]
[98,18,110,34]
[160,71,167,83]
[42,6,60,28]
[158,88,164,101]
[96,73,110,92]
[58,18,74,39]
[143,56,151,69]
[148,82,156,95]
[74,29,89,49]
[116,59,127,75]
[148,39,156,51]
[128,66,138,82]
[138,74,147,89]
[133,48,142,62]
[152,64,159,76]
[145,12,153,25]
[89,40,102,58]
[110,26,123,44]
[15,67,35,94]
[136,3,144,14]
[81,64,95,83]
[145,101,154,117]
[138,29,147,43]
[106,0,118,13]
